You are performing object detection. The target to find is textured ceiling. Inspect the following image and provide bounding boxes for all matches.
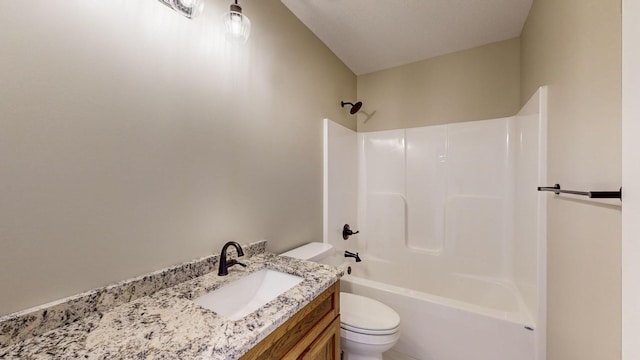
[281,0,533,75]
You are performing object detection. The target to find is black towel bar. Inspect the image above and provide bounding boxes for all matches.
[537,184,622,200]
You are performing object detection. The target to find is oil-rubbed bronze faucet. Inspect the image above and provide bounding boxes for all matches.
[344,250,362,262]
[218,241,247,276]
[342,224,360,240]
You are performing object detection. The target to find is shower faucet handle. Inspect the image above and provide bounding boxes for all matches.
[343,224,359,240]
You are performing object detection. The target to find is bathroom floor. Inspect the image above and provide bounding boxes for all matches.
[383,349,418,360]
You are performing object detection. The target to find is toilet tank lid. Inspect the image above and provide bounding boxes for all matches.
[280,242,333,261]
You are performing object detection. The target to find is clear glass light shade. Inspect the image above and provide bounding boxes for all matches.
[223,11,251,43]
[170,0,204,18]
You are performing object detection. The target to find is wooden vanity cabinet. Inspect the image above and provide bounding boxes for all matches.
[296,317,341,360]
[240,281,340,360]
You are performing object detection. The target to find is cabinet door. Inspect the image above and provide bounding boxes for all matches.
[243,282,340,360]
[299,317,341,360]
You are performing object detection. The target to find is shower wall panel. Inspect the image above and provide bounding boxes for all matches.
[511,88,547,326]
[358,118,514,279]
[358,130,406,260]
[405,126,447,254]
[323,119,358,250]
[445,119,510,278]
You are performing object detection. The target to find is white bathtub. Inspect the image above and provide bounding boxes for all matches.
[335,257,536,360]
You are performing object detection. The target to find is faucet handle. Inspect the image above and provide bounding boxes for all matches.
[228,259,247,268]
[342,224,360,240]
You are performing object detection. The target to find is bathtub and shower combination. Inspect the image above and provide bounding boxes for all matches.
[324,89,547,360]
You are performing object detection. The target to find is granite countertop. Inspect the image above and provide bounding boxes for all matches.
[0,242,342,359]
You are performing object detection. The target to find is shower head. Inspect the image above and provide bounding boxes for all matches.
[341,101,363,115]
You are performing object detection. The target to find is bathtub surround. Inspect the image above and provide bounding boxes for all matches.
[0,0,356,317]
[0,241,343,359]
[324,88,547,360]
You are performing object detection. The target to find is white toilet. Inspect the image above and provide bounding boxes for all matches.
[282,242,401,360]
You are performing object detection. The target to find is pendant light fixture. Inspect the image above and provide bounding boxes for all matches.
[222,0,251,43]
[158,0,204,18]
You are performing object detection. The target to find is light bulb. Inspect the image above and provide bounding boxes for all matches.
[230,14,242,36]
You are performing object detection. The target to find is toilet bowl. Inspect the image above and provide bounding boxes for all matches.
[339,292,400,360]
[281,242,401,360]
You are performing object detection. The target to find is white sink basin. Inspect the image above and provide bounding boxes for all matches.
[193,269,304,320]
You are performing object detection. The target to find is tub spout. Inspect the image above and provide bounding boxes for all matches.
[345,250,362,262]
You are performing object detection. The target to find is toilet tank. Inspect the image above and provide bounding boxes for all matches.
[281,242,333,262]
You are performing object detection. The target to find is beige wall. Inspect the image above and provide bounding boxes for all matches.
[622,2,640,358]
[356,38,521,132]
[0,0,356,316]
[521,1,621,359]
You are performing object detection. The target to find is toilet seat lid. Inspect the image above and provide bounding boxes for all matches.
[340,292,400,335]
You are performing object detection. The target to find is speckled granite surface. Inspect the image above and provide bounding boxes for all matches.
[0,242,342,359]
[0,240,267,349]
